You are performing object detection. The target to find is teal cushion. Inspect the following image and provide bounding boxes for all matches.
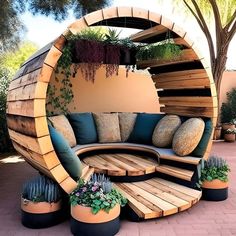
[68,113,98,144]
[49,125,82,180]
[191,119,213,157]
[128,113,164,144]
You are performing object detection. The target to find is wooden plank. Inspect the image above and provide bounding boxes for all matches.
[9,129,53,155]
[68,18,88,35]
[133,181,191,211]
[81,167,94,182]
[53,34,66,51]
[44,46,62,69]
[172,24,186,38]
[130,25,168,42]
[103,7,118,19]
[160,106,215,118]
[59,176,77,194]
[114,183,161,219]
[146,179,197,204]
[123,183,178,216]
[12,141,60,169]
[7,115,48,137]
[7,81,47,101]
[159,97,215,108]
[156,165,194,181]
[137,49,198,69]
[117,6,132,17]
[84,10,104,26]
[148,11,161,24]
[82,156,109,174]
[50,164,70,184]
[173,37,191,48]
[7,99,45,117]
[12,52,48,80]
[101,154,145,176]
[132,7,149,19]
[153,178,202,200]
[160,16,174,30]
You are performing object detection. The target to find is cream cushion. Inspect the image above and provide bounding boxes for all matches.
[119,113,137,142]
[172,118,205,156]
[93,113,121,143]
[152,115,181,147]
[48,115,76,147]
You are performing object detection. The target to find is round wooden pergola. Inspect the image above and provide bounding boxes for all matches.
[6,7,217,194]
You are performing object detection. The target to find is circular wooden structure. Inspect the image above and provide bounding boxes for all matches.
[7,7,217,194]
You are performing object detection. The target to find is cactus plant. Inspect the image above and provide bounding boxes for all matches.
[22,175,62,203]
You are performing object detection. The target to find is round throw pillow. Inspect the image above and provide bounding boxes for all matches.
[172,118,205,156]
[152,115,181,147]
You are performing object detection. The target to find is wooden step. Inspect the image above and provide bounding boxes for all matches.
[156,165,194,181]
[136,49,198,69]
[114,177,201,219]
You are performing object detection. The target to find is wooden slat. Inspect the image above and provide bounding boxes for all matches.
[159,97,215,108]
[173,37,191,48]
[84,9,104,26]
[152,178,202,200]
[145,179,197,204]
[7,99,45,117]
[156,165,194,181]
[123,183,178,216]
[82,156,110,174]
[9,129,53,155]
[130,25,168,42]
[12,141,60,169]
[81,167,95,182]
[148,11,161,24]
[44,46,62,69]
[7,115,48,137]
[59,176,77,194]
[117,6,132,17]
[133,181,191,211]
[54,34,66,51]
[50,164,70,184]
[160,106,216,118]
[137,49,198,69]
[114,184,158,219]
[132,7,149,19]
[7,82,47,101]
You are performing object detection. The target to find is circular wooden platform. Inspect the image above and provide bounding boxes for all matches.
[83,153,159,177]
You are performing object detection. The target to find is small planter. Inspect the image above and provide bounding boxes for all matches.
[222,123,235,138]
[70,204,120,236]
[201,180,228,201]
[224,133,235,142]
[213,126,222,140]
[21,198,64,228]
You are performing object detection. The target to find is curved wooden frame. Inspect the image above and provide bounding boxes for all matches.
[7,6,217,193]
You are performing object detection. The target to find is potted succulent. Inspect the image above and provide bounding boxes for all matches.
[201,155,230,201]
[70,174,127,236]
[21,175,64,228]
[224,128,236,142]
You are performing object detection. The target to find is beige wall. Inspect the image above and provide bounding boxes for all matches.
[48,65,160,114]
[219,71,236,108]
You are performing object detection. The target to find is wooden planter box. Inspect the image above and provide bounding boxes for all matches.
[201,180,228,201]
[21,198,64,228]
[70,204,120,236]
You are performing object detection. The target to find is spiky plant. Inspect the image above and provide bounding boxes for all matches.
[201,155,230,183]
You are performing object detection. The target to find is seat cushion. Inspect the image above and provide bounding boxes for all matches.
[68,113,98,144]
[192,119,213,157]
[93,113,121,143]
[48,125,82,180]
[173,118,205,156]
[128,113,164,144]
[48,115,76,147]
[119,113,137,142]
[152,115,181,147]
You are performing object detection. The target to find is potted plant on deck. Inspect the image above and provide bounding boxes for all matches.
[70,174,127,236]
[224,128,236,142]
[21,174,64,228]
[201,155,230,201]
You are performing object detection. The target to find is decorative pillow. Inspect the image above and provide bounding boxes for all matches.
[48,125,82,180]
[152,115,181,147]
[172,118,205,156]
[119,113,137,142]
[48,115,76,147]
[128,113,164,144]
[93,113,121,143]
[192,119,213,157]
[68,113,98,144]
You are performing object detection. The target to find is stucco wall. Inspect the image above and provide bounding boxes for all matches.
[47,65,160,114]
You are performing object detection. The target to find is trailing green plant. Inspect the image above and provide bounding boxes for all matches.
[22,175,62,203]
[221,88,236,123]
[201,155,230,183]
[70,174,127,214]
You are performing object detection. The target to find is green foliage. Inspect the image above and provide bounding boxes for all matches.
[201,155,230,183]
[220,88,236,123]
[22,175,62,203]
[136,42,182,61]
[70,174,127,214]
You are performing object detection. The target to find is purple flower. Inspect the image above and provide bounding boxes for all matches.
[82,187,87,192]
[92,186,98,192]
[75,192,80,196]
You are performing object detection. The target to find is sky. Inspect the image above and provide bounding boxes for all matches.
[20,0,236,69]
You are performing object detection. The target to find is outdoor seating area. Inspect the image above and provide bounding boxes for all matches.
[4,6,226,236]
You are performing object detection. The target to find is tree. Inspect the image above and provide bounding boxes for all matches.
[0,0,112,51]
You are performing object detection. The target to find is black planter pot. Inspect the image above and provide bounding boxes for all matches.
[120,48,137,65]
